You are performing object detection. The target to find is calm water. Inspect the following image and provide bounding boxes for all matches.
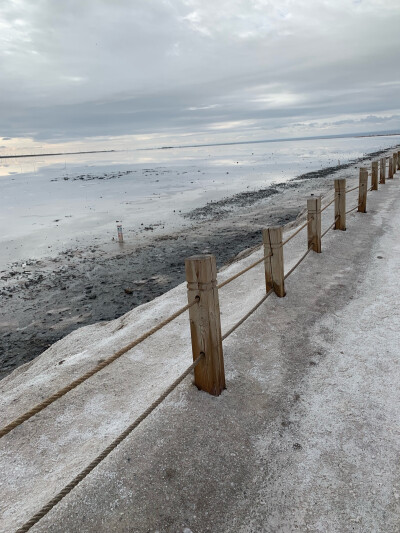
[0,134,398,268]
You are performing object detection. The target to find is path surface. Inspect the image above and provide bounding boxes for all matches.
[1,168,399,532]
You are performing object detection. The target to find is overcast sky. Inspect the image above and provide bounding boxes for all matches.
[1,0,399,149]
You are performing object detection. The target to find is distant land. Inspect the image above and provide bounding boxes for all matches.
[0,131,399,159]
[152,130,400,151]
[0,149,115,159]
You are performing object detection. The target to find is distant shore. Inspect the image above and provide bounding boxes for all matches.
[0,149,116,159]
[151,131,400,151]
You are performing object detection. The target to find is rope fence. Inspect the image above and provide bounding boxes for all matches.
[4,150,398,532]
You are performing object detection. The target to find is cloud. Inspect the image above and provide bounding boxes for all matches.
[0,0,399,145]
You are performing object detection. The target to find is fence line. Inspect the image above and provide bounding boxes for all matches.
[5,151,398,532]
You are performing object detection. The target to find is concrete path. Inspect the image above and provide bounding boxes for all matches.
[1,164,400,532]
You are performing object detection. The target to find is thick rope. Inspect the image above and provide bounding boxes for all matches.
[284,246,312,280]
[0,299,199,439]
[345,185,359,194]
[15,354,203,533]
[282,218,310,246]
[221,290,273,340]
[217,252,272,289]
[320,195,337,213]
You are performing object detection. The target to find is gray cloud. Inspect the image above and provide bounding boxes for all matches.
[0,0,399,144]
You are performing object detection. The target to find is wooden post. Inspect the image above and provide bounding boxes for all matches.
[393,153,398,175]
[262,227,285,297]
[307,196,321,253]
[358,167,368,213]
[380,157,386,184]
[334,178,346,231]
[117,224,123,243]
[185,254,225,396]
[398,151,400,171]
[371,161,378,191]
[388,157,393,179]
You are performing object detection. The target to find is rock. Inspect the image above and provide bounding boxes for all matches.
[124,288,133,295]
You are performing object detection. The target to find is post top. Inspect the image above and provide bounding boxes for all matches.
[334,178,346,188]
[185,254,215,262]
[264,225,282,232]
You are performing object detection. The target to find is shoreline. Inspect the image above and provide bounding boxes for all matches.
[0,149,116,159]
[1,144,398,378]
[148,130,400,151]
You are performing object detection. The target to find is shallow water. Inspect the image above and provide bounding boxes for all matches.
[1,135,398,269]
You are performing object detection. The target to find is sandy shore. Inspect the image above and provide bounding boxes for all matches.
[0,145,398,378]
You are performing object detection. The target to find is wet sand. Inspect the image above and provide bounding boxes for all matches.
[0,145,398,378]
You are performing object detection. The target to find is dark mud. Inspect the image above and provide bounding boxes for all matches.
[184,181,303,221]
[51,170,137,182]
[294,147,394,181]
[50,167,177,182]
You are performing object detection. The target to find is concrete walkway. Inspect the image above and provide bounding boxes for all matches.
[1,163,400,532]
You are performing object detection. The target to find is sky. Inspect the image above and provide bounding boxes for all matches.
[0,0,400,152]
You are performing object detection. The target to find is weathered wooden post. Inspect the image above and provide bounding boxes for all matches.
[371,161,379,191]
[334,178,346,230]
[397,151,400,171]
[117,224,124,243]
[262,227,285,297]
[393,153,398,175]
[388,157,394,179]
[380,157,386,184]
[307,196,321,253]
[185,254,225,396]
[358,167,368,213]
